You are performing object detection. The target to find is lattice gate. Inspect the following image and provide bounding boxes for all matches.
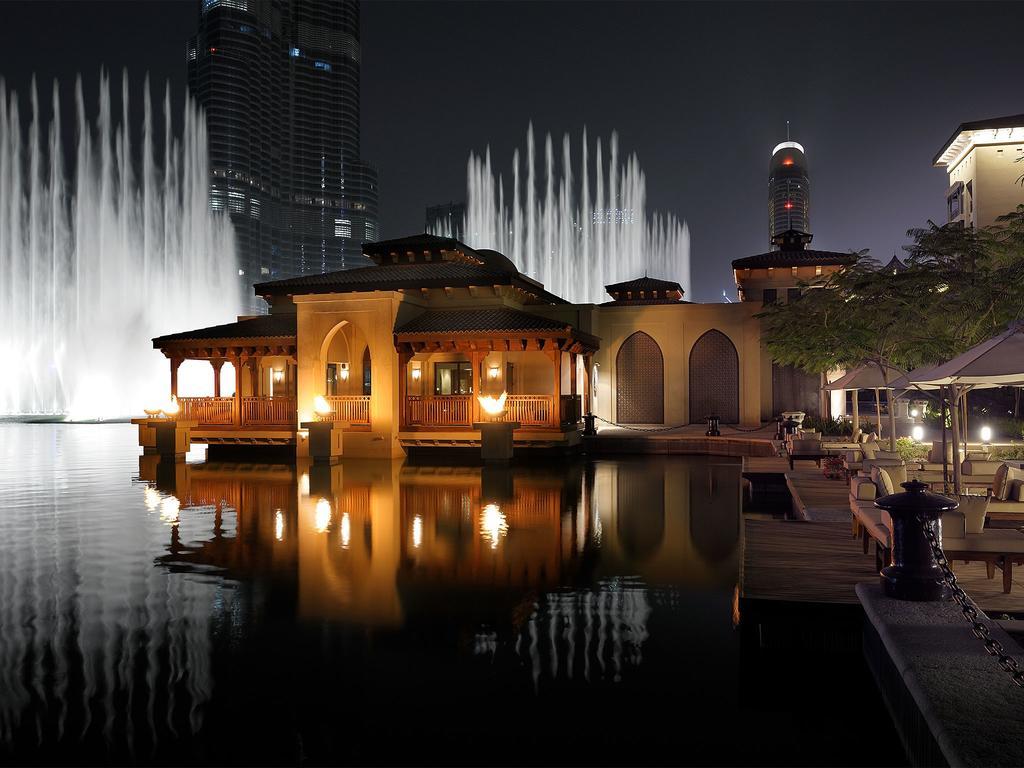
[689,330,739,424]
[615,332,664,424]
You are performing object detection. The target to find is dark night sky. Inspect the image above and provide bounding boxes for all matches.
[1,1,1021,301]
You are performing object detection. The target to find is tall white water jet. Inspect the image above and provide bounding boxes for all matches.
[432,125,690,304]
[0,71,240,419]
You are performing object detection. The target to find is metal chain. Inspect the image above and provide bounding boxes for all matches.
[918,513,1024,688]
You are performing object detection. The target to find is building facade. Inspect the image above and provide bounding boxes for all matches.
[146,234,777,459]
[933,114,1024,229]
[768,141,810,241]
[188,0,378,310]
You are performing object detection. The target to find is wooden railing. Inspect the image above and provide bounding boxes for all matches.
[241,396,296,426]
[407,395,472,427]
[504,395,553,427]
[177,396,233,426]
[321,395,370,426]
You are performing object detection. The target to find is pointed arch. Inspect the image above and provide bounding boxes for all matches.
[615,331,664,424]
[689,330,739,424]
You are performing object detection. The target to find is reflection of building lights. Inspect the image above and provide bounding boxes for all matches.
[275,510,284,541]
[981,426,993,443]
[480,503,508,549]
[159,496,180,525]
[315,498,332,533]
[412,514,423,549]
[912,425,925,442]
[299,472,310,496]
[144,486,161,511]
[340,512,351,548]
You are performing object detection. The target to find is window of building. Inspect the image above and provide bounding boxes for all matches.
[434,362,473,395]
[290,47,301,57]
[762,288,777,304]
[314,60,332,72]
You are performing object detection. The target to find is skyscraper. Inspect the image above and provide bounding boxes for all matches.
[768,140,810,242]
[188,0,378,309]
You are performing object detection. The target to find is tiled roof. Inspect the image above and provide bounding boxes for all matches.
[604,276,684,293]
[253,259,566,304]
[395,308,570,335]
[731,249,856,270]
[153,314,296,345]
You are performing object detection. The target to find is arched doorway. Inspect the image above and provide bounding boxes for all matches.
[689,330,739,424]
[615,332,664,424]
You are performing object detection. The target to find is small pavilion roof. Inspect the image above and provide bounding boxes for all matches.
[732,229,857,270]
[153,314,297,359]
[603,275,686,305]
[884,255,908,274]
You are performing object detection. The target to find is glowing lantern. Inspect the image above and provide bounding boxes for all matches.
[478,391,507,418]
[313,395,333,418]
[340,512,351,549]
[162,395,180,418]
[911,425,924,442]
[981,426,993,444]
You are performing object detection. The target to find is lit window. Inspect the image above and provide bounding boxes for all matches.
[290,47,301,57]
[314,60,332,72]
[334,218,351,238]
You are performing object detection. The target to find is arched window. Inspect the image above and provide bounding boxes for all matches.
[615,332,664,424]
[689,330,739,424]
[362,346,372,396]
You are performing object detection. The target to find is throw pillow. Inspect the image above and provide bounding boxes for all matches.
[887,464,908,489]
[993,463,1010,500]
[861,443,878,461]
[871,466,895,496]
[1012,480,1024,503]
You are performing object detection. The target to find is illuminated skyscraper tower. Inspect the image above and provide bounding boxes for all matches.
[768,139,810,242]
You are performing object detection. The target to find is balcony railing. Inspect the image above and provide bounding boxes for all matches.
[504,395,553,426]
[407,395,471,427]
[177,396,234,426]
[241,396,296,426]
[320,395,371,426]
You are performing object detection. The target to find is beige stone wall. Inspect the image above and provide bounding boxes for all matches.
[590,301,764,428]
[948,144,1024,229]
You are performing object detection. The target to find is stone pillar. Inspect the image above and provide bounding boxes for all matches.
[398,351,411,429]
[234,356,244,426]
[551,349,562,428]
[583,353,593,414]
[470,349,481,425]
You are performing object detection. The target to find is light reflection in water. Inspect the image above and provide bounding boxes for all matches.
[479,503,508,549]
[412,513,423,548]
[0,425,746,763]
[340,512,351,548]
[315,497,332,533]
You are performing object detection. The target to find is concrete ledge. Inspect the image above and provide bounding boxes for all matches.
[857,583,1024,767]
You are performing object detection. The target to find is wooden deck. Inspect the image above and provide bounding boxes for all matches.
[741,457,1024,616]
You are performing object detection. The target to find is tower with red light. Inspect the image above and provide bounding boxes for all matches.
[768,140,810,244]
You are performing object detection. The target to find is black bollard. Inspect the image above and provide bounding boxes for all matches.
[774,416,785,441]
[875,479,957,601]
[705,414,721,437]
[583,413,597,437]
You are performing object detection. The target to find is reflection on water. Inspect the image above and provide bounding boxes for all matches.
[1,423,887,764]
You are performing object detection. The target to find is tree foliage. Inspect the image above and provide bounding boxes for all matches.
[759,205,1024,378]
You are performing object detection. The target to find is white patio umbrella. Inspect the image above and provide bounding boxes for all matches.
[912,323,1024,493]
[824,362,904,449]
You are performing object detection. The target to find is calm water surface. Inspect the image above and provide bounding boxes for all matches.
[0,424,902,765]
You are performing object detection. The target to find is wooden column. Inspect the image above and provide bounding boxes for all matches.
[251,356,263,398]
[583,353,593,414]
[569,352,578,396]
[398,351,412,429]
[234,356,244,426]
[551,348,562,428]
[211,359,224,398]
[470,349,482,425]
[169,357,182,397]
